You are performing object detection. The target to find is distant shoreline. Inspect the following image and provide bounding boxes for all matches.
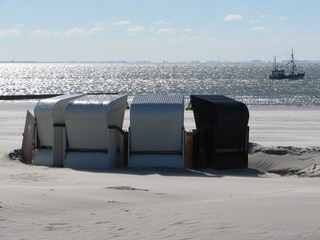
[0,94,62,100]
[1,60,320,64]
[0,92,119,100]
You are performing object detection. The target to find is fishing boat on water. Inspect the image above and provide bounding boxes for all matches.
[269,49,305,80]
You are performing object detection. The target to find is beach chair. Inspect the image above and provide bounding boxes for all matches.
[128,95,185,168]
[64,94,127,170]
[33,94,84,166]
[190,95,249,169]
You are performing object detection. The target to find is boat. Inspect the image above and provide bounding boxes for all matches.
[269,49,305,80]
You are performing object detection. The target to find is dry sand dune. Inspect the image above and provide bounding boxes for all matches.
[1,101,320,240]
[249,143,320,177]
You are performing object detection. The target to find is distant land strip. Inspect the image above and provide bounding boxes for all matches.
[0,94,63,100]
[1,60,320,63]
[0,92,119,100]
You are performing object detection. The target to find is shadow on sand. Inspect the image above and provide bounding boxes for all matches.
[69,167,265,178]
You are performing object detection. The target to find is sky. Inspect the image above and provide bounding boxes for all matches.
[1,0,320,62]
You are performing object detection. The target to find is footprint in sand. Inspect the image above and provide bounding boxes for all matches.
[105,186,149,191]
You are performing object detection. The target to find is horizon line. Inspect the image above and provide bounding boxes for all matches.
[1,59,320,64]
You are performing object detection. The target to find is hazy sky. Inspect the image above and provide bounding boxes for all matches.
[1,0,320,62]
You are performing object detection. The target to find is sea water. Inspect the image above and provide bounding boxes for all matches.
[0,63,319,106]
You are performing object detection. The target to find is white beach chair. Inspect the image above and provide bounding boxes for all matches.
[64,94,127,170]
[128,95,185,168]
[33,94,84,166]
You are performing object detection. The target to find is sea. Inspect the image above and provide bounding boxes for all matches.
[0,62,319,106]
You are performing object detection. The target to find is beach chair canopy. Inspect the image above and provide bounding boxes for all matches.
[128,94,185,168]
[34,94,83,147]
[130,94,184,153]
[65,94,127,151]
[191,95,249,148]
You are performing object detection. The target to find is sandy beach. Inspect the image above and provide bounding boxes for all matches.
[1,101,320,239]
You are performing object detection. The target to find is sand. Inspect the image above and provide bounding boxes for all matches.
[1,101,320,240]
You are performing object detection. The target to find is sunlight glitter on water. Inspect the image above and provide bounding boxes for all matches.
[0,63,319,106]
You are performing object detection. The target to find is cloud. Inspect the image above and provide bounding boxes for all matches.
[0,28,21,37]
[156,28,175,34]
[30,24,103,37]
[153,20,169,25]
[63,24,103,36]
[224,14,243,22]
[127,25,144,33]
[14,23,24,28]
[170,35,216,42]
[30,29,52,37]
[251,14,269,23]
[62,27,86,36]
[250,26,268,32]
[278,16,288,21]
[113,20,131,26]
[184,28,192,32]
[86,24,103,35]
